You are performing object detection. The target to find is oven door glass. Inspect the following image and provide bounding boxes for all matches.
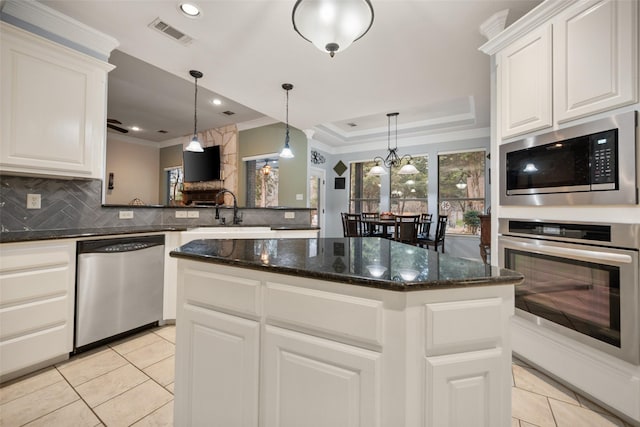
[505,248,621,348]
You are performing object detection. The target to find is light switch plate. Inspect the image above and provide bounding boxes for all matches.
[284,212,295,219]
[119,210,134,219]
[175,210,188,218]
[296,194,303,200]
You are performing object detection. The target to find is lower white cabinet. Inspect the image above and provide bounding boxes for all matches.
[174,260,515,426]
[0,240,75,381]
[174,303,259,427]
[262,325,381,427]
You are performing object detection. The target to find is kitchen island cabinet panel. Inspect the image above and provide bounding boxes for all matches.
[174,302,260,427]
[0,240,75,381]
[262,325,381,427]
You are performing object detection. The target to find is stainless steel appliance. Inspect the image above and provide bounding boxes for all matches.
[75,235,165,351]
[499,111,637,206]
[498,219,639,364]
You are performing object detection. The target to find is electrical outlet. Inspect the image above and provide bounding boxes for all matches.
[187,210,200,218]
[284,212,295,219]
[26,193,41,209]
[175,210,188,218]
[119,210,134,219]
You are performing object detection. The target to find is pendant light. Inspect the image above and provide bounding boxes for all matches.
[280,83,294,159]
[261,159,272,176]
[292,0,374,58]
[369,113,418,175]
[185,70,204,152]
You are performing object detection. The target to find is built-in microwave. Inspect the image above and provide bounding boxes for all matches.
[499,111,638,206]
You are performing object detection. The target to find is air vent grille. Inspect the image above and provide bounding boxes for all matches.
[157,130,168,134]
[347,123,357,127]
[148,18,193,45]
[222,111,235,116]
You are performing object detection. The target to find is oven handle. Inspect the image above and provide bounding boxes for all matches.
[499,237,634,266]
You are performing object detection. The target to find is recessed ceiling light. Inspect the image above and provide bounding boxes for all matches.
[179,3,201,17]
[212,99,222,106]
[131,126,141,131]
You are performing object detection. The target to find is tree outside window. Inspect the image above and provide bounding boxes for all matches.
[438,151,485,234]
[349,161,381,213]
[390,156,428,215]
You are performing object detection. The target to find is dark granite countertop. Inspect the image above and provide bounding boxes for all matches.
[0,225,321,243]
[170,237,523,292]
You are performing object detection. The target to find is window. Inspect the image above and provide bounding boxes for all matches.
[166,167,183,206]
[349,161,380,213]
[246,159,279,207]
[438,151,486,234]
[390,156,428,215]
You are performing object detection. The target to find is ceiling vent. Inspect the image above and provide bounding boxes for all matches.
[222,111,235,116]
[148,18,193,45]
[157,130,168,134]
[347,122,358,127]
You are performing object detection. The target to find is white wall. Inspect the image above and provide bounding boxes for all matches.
[105,136,160,205]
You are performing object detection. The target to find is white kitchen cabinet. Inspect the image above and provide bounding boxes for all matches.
[174,303,260,427]
[495,0,637,139]
[554,0,638,123]
[497,24,553,138]
[0,22,114,179]
[262,325,381,427]
[0,240,75,381]
[173,259,516,426]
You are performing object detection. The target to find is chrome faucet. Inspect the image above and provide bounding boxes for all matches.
[215,189,242,225]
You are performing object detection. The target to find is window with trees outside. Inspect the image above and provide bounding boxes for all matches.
[438,150,486,235]
[349,161,381,213]
[390,156,428,215]
[246,159,279,207]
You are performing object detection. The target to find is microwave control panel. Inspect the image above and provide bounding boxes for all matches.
[590,129,617,187]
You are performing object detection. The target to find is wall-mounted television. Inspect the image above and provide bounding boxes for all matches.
[183,145,221,182]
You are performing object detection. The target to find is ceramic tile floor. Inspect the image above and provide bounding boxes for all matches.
[0,325,635,426]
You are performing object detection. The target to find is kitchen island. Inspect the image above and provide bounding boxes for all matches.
[170,237,523,427]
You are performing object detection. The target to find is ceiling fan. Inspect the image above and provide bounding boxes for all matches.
[106,118,128,133]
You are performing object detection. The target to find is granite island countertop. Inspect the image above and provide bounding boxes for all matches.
[170,237,523,292]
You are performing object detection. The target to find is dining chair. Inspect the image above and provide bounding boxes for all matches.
[393,214,420,245]
[417,213,433,241]
[361,212,383,237]
[342,213,363,237]
[419,215,448,252]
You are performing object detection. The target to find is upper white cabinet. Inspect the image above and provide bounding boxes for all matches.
[494,0,637,139]
[554,0,638,123]
[498,25,553,137]
[0,22,114,179]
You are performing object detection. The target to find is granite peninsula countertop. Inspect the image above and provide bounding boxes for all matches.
[170,237,523,292]
[0,225,320,243]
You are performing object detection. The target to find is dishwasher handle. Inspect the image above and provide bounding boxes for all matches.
[77,235,165,254]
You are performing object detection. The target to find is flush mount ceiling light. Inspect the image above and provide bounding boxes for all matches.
[369,113,419,176]
[179,2,201,17]
[292,0,374,58]
[211,98,222,106]
[185,70,204,152]
[279,83,295,159]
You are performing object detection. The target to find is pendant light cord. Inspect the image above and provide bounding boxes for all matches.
[193,76,199,139]
[285,87,290,144]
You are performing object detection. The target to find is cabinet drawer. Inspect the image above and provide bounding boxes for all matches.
[265,282,383,347]
[183,268,261,318]
[0,326,69,378]
[0,297,69,340]
[425,298,503,356]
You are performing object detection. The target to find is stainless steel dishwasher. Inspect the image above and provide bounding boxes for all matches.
[75,234,165,351]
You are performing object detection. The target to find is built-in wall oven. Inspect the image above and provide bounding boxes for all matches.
[499,111,638,206]
[498,219,639,364]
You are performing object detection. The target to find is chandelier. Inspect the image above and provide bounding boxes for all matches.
[292,0,374,58]
[369,113,419,175]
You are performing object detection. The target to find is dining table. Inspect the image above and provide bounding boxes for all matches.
[361,216,432,240]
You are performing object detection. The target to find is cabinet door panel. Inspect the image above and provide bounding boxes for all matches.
[425,348,507,427]
[554,0,638,122]
[263,325,381,427]
[174,305,259,427]
[498,25,553,138]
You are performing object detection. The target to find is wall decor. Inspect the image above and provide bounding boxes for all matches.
[311,150,326,164]
[333,160,347,176]
[334,177,345,189]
